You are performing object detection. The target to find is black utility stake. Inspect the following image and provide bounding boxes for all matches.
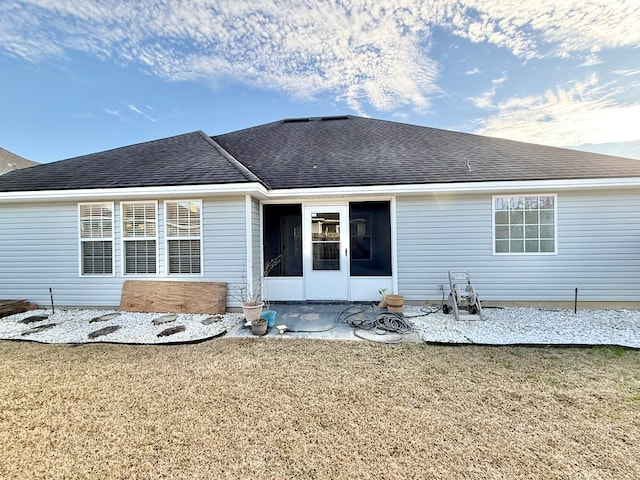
[50,287,55,314]
[574,287,578,315]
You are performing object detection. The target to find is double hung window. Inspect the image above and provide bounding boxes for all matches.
[166,200,202,274]
[122,202,157,274]
[79,203,114,275]
[493,195,556,254]
[79,200,202,276]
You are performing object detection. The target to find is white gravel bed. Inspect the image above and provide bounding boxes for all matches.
[405,306,640,348]
[0,309,244,345]
[1,306,639,347]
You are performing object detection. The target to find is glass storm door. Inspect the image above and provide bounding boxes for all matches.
[304,205,349,300]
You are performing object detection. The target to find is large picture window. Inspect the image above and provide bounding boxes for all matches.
[166,200,202,274]
[493,194,556,254]
[79,203,114,275]
[122,202,157,274]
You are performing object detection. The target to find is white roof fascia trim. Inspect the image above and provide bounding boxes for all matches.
[0,182,268,203]
[2,177,638,203]
[264,177,640,198]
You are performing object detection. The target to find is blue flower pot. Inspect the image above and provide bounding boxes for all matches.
[260,310,277,328]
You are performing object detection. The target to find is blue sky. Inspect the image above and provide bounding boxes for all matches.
[1,0,639,163]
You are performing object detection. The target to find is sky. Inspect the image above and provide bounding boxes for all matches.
[1,0,639,164]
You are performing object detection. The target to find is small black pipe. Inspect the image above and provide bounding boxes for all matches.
[50,287,55,315]
[574,287,578,315]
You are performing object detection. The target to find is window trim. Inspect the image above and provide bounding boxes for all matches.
[492,194,558,256]
[164,199,203,276]
[78,202,115,276]
[121,201,159,276]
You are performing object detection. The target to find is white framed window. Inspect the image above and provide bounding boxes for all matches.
[493,194,557,254]
[165,200,202,275]
[121,201,158,275]
[79,203,114,275]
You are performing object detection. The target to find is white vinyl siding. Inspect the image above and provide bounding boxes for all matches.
[79,203,114,275]
[3,188,640,309]
[0,197,249,308]
[121,202,158,275]
[493,194,556,254]
[165,200,202,275]
[395,189,640,303]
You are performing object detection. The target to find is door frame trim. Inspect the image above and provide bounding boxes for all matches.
[259,197,398,302]
[303,203,349,300]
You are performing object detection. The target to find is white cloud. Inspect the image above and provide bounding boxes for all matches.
[614,69,640,77]
[456,1,640,59]
[1,1,638,116]
[103,108,126,121]
[469,73,507,109]
[472,74,640,149]
[127,104,157,122]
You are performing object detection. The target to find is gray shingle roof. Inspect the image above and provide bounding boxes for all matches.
[2,116,640,194]
[0,131,260,192]
[213,116,640,189]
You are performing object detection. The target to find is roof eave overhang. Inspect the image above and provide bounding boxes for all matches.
[1,177,638,204]
[0,182,269,203]
[264,177,640,199]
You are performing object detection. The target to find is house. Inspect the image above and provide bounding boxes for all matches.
[0,147,38,175]
[1,115,639,309]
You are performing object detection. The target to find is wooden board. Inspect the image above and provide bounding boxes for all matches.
[0,300,32,318]
[119,281,226,314]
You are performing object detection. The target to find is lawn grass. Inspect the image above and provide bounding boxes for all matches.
[0,339,638,479]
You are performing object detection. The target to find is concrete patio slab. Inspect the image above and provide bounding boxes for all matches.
[227,302,422,343]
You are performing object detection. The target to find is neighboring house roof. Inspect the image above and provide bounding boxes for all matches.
[213,116,640,189]
[0,147,38,175]
[0,131,260,192]
[1,116,640,194]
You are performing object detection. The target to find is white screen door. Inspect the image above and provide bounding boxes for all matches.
[304,205,349,300]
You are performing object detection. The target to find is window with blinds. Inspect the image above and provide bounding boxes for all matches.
[79,203,114,275]
[166,200,202,274]
[122,202,157,274]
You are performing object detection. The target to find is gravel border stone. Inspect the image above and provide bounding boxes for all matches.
[0,309,244,344]
[0,306,638,347]
[404,305,640,348]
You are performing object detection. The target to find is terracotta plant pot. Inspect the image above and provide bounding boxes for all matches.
[251,318,268,336]
[242,302,264,323]
[385,294,404,313]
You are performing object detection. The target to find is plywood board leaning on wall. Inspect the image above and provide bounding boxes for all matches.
[120,281,226,314]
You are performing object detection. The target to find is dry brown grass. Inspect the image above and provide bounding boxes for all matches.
[0,339,638,479]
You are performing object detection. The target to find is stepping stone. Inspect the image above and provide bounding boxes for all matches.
[157,325,185,337]
[20,315,49,324]
[21,323,57,336]
[88,325,121,339]
[90,312,121,323]
[201,315,223,325]
[152,314,177,326]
